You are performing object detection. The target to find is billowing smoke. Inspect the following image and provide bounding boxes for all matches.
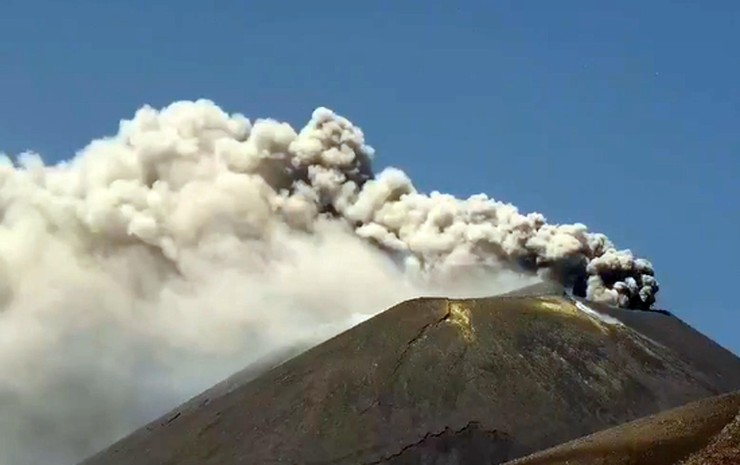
[0,100,657,465]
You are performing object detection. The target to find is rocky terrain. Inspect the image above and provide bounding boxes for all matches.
[504,390,740,465]
[79,285,740,464]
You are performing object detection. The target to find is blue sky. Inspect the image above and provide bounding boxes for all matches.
[1,1,738,354]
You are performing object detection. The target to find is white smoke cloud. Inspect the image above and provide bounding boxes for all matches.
[0,99,657,465]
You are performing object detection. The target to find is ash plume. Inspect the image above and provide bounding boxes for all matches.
[0,100,657,464]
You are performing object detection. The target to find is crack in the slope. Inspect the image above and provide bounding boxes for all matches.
[359,421,508,465]
[358,302,452,417]
[388,301,453,380]
[358,300,481,421]
[358,400,378,415]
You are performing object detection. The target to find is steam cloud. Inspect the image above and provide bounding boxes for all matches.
[0,100,658,464]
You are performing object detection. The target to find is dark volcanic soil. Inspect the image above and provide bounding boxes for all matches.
[80,291,740,465]
[503,390,740,465]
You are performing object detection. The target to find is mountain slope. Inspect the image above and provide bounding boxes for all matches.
[503,390,740,465]
[79,290,740,465]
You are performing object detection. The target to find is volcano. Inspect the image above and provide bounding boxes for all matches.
[79,285,740,465]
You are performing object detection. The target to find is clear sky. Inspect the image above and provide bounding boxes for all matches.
[1,1,738,354]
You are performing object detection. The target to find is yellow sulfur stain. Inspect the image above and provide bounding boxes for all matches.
[446,301,476,343]
[534,298,581,316]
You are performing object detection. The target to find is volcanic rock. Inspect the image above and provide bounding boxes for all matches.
[79,289,740,465]
[503,390,740,465]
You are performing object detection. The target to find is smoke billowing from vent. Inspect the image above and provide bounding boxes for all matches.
[0,100,657,464]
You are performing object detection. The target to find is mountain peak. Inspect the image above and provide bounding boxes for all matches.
[80,290,740,465]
